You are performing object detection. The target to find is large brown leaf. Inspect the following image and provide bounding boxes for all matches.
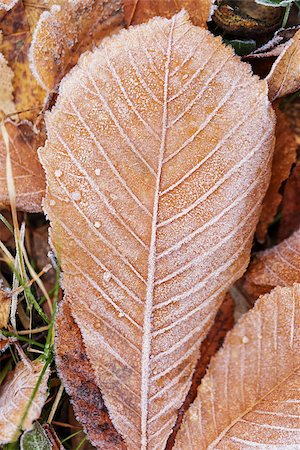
[29,0,124,92]
[40,12,275,449]
[0,120,45,212]
[174,284,300,449]
[243,228,300,299]
[256,101,297,242]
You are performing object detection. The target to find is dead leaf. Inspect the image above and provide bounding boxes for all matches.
[256,102,297,242]
[267,29,300,101]
[0,53,16,118]
[283,95,300,144]
[0,0,18,11]
[40,12,275,448]
[0,120,45,212]
[0,359,49,444]
[123,0,212,27]
[0,335,16,352]
[175,283,300,449]
[29,0,124,92]
[243,228,300,299]
[279,161,300,241]
[56,298,125,450]
[0,289,10,328]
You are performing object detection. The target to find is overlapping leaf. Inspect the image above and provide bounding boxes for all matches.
[29,0,124,92]
[256,101,297,242]
[279,161,300,241]
[0,120,45,212]
[175,284,300,449]
[40,12,274,449]
[0,359,49,444]
[243,228,300,298]
[267,28,300,101]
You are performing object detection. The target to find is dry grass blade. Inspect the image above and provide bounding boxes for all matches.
[0,120,45,212]
[29,0,124,92]
[256,101,297,242]
[243,228,300,300]
[40,11,274,448]
[174,284,300,449]
[0,359,50,444]
[267,29,300,101]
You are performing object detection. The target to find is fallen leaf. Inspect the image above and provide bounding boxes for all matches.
[0,335,16,352]
[29,0,124,92]
[243,228,300,299]
[166,294,234,449]
[0,0,18,11]
[0,53,16,118]
[20,422,52,450]
[123,0,212,27]
[283,95,300,144]
[56,298,125,450]
[0,359,49,444]
[256,101,297,242]
[0,120,45,212]
[267,29,300,101]
[247,25,300,58]
[40,12,275,448]
[174,283,300,449]
[279,161,300,241]
[0,289,10,328]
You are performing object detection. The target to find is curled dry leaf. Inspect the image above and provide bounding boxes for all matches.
[29,0,124,92]
[0,0,46,121]
[243,228,300,299]
[41,12,274,448]
[0,359,49,444]
[267,29,300,101]
[56,298,125,450]
[256,102,297,242]
[0,53,16,118]
[123,0,213,27]
[279,161,300,241]
[175,283,300,449]
[0,120,45,212]
[0,288,10,328]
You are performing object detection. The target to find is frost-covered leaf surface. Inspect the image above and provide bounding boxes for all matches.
[0,120,45,212]
[0,53,16,118]
[20,422,52,450]
[244,228,300,299]
[0,360,49,444]
[175,283,300,449]
[29,0,124,92]
[256,102,297,242]
[267,29,300,101]
[40,12,274,449]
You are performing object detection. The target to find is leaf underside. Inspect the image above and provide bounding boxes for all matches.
[41,12,274,449]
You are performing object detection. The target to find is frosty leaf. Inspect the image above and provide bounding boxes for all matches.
[0,53,16,118]
[243,228,300,299]
[56,298,125,449]
[123,0,212,27]
[0,120,45,212]
[0,0,46,121]
[40,12,274,448]
[256,102,297,242]
[279,162,300,241]
[175,283,300,449]
[20,422,52,450]
[0,289,10,328]
[29,0,124,92]
[267,29,300,101]
[0,359,49,444]
[0,0,18,12]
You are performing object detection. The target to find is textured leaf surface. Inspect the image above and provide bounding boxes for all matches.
[123,0,212,26]
[0,359,49,444]
[0,120,45,212]
[279,161,300,241]
[0,0,18,11]
[20,422,52,450]
[0,288,10,328]
[29,0,124,92]
[175,284,300,449]
[0,53,16,118]
[243,228,300,299]
[41,12,274,449]
[256,102,297,242]
[267,29,300,101]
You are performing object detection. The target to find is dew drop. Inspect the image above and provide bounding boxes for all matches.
[93,321,101,330]
[94,221,100,229]
[95,168,100,176]
[71,191,81,201]
[49,199,56,206]
[103,271,111,282]
[242,336,249,344]
[118,311,124,318]
[54,169,62,178]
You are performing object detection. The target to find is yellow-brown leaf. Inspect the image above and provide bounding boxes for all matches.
[0,53,16,118]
